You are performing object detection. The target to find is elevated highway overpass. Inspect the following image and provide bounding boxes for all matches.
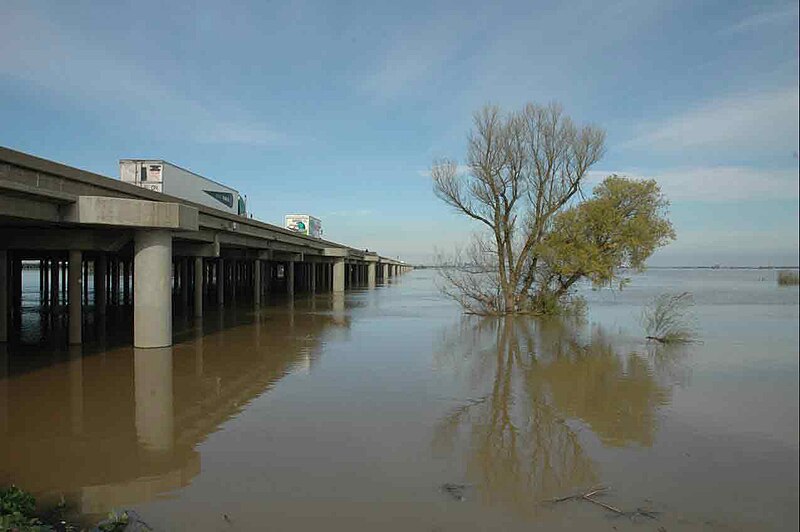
[0,146,411,347]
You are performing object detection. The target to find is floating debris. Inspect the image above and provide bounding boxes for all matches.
[439,483,472,502]
[546,486,660,521]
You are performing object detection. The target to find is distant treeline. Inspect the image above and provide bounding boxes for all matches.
[778,271,800,286]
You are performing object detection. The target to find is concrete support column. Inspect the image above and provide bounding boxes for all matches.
[134,231,172,348]
[134,346,174,452]
[42,259,49,306]
[194,256,203,318]
[95,255,107,314]
[217,258,224,306]
[50,257,59,308]
[333,258,345,292]
[254,259,261,308]
[68,250,82,345]
[123,260,130,305]
[310,262,317,294]
[11,259,21,324]
[60,259,67,303]
[231,259,238,304]
[0,250,7,343]
[287,261,295,298]
[368,262,376,288]
[112,258,120,306]
[180,258,189,309]
[82,259,89,306]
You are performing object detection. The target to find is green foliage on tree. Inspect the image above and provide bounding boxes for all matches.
[540,175,675,297]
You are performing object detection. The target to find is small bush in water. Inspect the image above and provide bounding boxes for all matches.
[777,270,799,286]
[642,292,697,344]
[0,485,52,531]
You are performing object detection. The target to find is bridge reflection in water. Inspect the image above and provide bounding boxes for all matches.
[0,293,350,522]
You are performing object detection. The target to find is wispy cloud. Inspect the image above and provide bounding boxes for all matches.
[620,87,799,156]
[195,123,290,147]
[358,11,474,101]
[0,3,288,147]
[586,166,799,202]
[720,3,799,35]
[416,164,471,178]
[326,209,375,217]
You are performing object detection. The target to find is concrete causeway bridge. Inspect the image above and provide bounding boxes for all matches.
[0,146,411,348]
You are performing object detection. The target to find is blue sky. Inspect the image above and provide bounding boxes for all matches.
[1,0,797,265]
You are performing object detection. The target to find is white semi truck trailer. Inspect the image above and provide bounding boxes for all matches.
[119,159,248,217]
[285,214,323,238]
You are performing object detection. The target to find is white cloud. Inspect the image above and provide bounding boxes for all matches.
[720,3,799,35]
[586,166,799,202]
[620,87,799,156]
[0,4,286,147]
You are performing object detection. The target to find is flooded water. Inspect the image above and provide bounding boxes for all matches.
[1,268,798,530]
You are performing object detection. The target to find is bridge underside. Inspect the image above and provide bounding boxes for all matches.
[0,147,411,347]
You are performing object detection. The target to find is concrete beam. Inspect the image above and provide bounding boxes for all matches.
[323,247,349,258]
[0,228,133,252]
[0,177,77,203]
[0,194,61,223]
[63,196,198,231]
[273,251,302,262]
[173,241,219,258]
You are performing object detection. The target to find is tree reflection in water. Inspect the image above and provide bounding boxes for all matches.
[433,316,685,514]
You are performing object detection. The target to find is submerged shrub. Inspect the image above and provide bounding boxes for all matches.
[777,270,799,286]
[641,292,697,344]
[0,486,52,531]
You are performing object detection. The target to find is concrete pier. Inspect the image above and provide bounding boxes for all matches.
[333,259,345,292]
[287,260,295,298]
[134,231,172,348]
[95,255,107,315]
[217,258,224,306]
[68,250,82,345]
[194,256,203,318]
[0,250,6,343]
[253,259,261,308]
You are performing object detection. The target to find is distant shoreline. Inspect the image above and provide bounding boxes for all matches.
[414,265,799,270]
[644,266,800,270]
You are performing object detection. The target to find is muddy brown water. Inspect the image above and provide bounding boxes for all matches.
[1,269,798,530]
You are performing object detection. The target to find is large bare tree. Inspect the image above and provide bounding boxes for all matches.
[432,102,606,314]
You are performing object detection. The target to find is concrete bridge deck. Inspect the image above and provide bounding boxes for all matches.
[0,146,411,347]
